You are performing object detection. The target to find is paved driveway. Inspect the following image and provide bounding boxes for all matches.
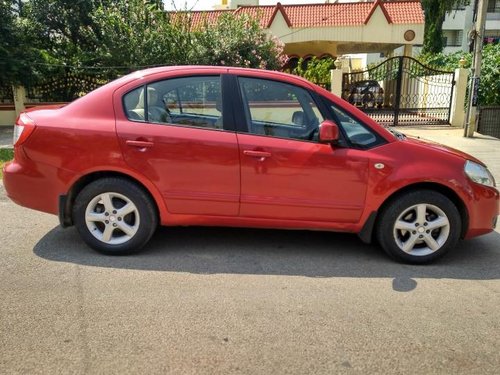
[1,180,500,374]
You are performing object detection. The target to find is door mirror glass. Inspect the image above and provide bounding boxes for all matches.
[319,120,339,143]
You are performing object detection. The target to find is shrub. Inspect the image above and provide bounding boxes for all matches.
[418,44,500,106]
[193,12,287,70]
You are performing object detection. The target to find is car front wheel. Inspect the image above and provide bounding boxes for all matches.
[376,190,461,264]
[73,178,158,255]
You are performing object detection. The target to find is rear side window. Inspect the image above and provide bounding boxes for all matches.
[123,86,145,121]
[123,76,223,129]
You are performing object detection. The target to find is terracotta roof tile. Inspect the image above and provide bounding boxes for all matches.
[170,10,231,29]
[283,3,373,27]
[234,6,277,28]
[384,1,425,24]
[170,1,424,29]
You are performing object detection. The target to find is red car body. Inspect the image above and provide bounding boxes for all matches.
[3,66,498,263]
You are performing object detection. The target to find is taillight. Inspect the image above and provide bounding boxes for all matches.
[13,113,36,146]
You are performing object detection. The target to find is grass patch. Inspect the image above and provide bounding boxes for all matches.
[0,148,14,179]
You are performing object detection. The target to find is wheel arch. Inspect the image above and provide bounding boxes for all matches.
[359,182,469,244]
[60,170,164,227]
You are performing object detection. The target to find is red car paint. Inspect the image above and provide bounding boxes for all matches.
[3,66,498,250]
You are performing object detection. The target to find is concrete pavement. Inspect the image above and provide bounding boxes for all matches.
[1,199,500,374]
[0,126,13,148]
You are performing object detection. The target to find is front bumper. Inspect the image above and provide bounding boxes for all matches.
[464,182,499,239]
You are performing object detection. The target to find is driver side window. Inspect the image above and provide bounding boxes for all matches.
[238,77,324,141]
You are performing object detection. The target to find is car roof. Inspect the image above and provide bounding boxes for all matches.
[86,65,316,95]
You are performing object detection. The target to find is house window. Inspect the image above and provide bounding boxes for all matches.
[443,30,462,47]
[487,0,500,13]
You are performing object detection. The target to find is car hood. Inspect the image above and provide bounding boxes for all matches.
[404,135,484,165]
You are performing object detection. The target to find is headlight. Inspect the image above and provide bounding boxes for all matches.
[464,160,496,187]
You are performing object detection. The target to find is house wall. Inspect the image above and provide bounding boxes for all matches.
[442,3,500,54]
[0,107,16,126]
[270,5,422,63]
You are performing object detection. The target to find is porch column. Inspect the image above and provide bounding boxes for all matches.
[330,57,347,98]
[331,70,343,98]
[403,44,413,57]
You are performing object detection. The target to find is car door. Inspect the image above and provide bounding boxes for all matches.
[234,75,370,223]
[115,74,240,216]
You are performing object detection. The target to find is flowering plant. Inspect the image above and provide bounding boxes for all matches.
[194,13,288,70]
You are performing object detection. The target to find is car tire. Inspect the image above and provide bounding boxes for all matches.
[376,190,461,264]
[73,177,158,255]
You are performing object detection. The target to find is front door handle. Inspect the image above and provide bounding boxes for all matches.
[126,140,154,148]
[243,150,271,159]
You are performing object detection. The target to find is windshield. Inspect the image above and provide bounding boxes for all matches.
[384,127,407,140]
[328,102,386,149]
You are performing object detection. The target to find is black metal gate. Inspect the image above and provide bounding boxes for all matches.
[342,56,455,126]
[478,107,500,139]
[25,72,110,103]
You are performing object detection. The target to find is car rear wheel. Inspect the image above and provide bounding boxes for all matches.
[376,190,461,264]
[73,178,158,255]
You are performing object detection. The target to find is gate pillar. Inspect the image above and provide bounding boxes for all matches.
[450,68,468,127]
[331,69,343,98]
[12,86,26,117]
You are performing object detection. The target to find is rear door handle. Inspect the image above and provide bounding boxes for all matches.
[243,150,272,160]
[126,140,154,148]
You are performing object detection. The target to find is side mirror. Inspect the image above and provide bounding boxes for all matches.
[319,120,339,144]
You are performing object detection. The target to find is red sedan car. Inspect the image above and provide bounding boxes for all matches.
[3,66,499,263]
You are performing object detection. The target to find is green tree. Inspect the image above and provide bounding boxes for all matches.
[1,0,288,96]
[421,0,470,54]
[89,0,191,75]
[0,0,18,85]
[0,0,36,86]
[24,0,286,73]
[0,0,46,87]
[23,0,101,65]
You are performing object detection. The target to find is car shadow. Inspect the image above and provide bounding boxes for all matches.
[33,225,500,284]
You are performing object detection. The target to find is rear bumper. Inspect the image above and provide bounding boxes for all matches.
[3,156,74,217]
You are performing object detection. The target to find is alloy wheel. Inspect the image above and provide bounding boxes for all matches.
[85,192,140,245]
[393,203,450,257]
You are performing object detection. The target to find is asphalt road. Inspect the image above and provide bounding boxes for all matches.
[1,183,500,374]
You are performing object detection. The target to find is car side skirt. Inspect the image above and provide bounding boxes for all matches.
[158,213,364,234]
